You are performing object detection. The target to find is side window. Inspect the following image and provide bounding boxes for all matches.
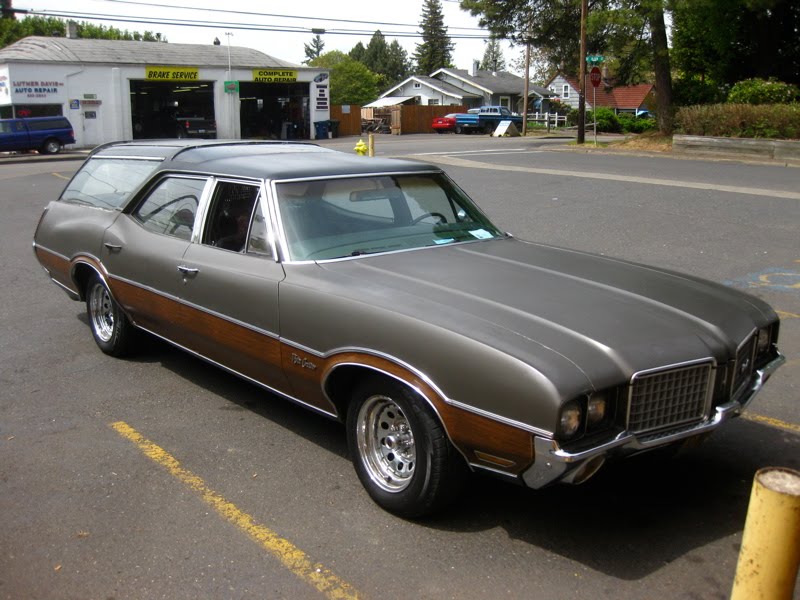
[132,177,206,240]
[202,181,261,253]
[246,203,273,257]
[62,158,161,209]
[562,84,570,99]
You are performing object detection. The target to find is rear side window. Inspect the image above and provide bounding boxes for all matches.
[61,158,161,209]
[27,118,70,131]
[133,177,207,240]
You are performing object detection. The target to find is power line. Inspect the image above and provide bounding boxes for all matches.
[101,0,486,32]
[17,8,490,39]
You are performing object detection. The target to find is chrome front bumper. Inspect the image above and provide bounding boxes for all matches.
[522,352,786,489]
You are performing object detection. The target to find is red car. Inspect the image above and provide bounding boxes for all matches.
[431,113,458,133]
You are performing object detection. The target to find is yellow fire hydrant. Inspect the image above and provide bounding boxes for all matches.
[354,139,368,156]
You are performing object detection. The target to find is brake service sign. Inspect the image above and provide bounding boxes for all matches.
[146,66,199,81]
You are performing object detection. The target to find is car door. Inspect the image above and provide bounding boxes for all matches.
[177,179,290,394]
[102,174,211,341]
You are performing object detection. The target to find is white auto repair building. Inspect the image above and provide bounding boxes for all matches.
[0,36,331,146]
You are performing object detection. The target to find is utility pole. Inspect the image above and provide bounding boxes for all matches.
[1,0,16,19]
[521,41,530,136]
[577,0,587,144]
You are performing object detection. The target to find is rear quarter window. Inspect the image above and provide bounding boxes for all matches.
[60,158,162,209]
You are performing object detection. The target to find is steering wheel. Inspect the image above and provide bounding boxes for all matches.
[410,212,447,225]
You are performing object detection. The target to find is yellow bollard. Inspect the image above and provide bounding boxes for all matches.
[731,467,800,600]
[368,133,375,157]
[353,139,367,156]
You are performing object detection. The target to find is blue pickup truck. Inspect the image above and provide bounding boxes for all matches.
[0,116,76,154]
[454,106,524,134]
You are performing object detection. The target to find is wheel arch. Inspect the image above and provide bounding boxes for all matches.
[321,351,537,478]
[72,261,104,301]
[324,360,446,427]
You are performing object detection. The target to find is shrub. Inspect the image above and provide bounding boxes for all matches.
[727,78,800,105]
[675,103,800,139]
[587,107,622,133]
[617,113,657,134]
[672,77,727,106]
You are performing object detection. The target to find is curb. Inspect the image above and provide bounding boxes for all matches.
[0,151,90,165]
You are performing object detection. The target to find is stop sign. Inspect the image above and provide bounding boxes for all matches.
[589,66,602,88]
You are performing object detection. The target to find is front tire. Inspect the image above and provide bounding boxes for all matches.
[86,274,135,356]
[347,376,467,518]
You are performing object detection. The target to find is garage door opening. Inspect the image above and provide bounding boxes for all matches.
[130,80,216,139]
[238,82,309,140]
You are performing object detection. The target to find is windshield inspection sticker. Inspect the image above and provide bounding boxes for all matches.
[470,229,494,240]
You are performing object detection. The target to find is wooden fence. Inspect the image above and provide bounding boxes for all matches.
[360,104,467,135]
[329,105,363,137]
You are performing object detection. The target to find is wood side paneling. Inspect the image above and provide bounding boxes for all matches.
[321,352,534,475]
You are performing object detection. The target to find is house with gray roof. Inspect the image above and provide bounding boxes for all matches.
[0,36,330,147]
[370,61,556,113]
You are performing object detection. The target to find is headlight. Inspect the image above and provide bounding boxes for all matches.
[587,394,607,425]
[756,328,771,354]
[559,402,582,438]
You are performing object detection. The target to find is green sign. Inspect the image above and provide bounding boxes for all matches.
[586,55,605,64]
[224,80,239,94]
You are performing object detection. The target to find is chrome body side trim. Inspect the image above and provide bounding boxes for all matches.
[134,325,338,420]
[287,339,555,437]
[522,352,786,490]
[106,273,281,340]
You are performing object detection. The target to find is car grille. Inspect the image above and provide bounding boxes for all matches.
[732,334,756,398]
[628,362,713,434]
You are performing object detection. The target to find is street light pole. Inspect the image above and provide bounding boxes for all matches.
[225,32,234,139]
[225,31,232,72]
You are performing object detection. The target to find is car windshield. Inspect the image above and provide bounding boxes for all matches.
[275,173,504,261]
[61,158,161,209]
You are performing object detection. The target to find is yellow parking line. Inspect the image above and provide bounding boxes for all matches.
[742,413,800,434]
[777,310,800,320]
[52,172,70,180]
[111,421,360,600]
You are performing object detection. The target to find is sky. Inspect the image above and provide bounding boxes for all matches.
[12,0,520,73]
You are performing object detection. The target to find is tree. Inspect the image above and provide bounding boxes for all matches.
[480,34,506,72]
[303,34,325,65]
[354,32,412,88]
[462,0,674,133]
[0,15,165,48]
[310,51,380,105]
[671,0,800,87]
[349,41,366,63]
[413,0,454,74]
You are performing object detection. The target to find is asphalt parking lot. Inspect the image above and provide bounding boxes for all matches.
[1,136,798,599]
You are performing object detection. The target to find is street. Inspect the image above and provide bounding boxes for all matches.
[1,135,798,600]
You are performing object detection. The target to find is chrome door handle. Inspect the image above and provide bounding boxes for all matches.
[104,243,122,252]
[177,265,199,275]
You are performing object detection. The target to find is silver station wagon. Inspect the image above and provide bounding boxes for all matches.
[33,140,785,517]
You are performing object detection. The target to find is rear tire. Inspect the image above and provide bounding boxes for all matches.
[347,375,467,518]
[455,126,463,135]
[40,138,62,154]
[86,274,135,357]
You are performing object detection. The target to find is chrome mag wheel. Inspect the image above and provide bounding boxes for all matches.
[88,281,115,343]
[356,394,417,493]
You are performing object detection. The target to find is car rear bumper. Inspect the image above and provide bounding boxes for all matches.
[521,352,786,489]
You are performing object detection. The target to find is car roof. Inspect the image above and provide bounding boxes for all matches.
[89,140,441,180]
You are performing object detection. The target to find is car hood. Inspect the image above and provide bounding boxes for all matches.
[315,238,774,391]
